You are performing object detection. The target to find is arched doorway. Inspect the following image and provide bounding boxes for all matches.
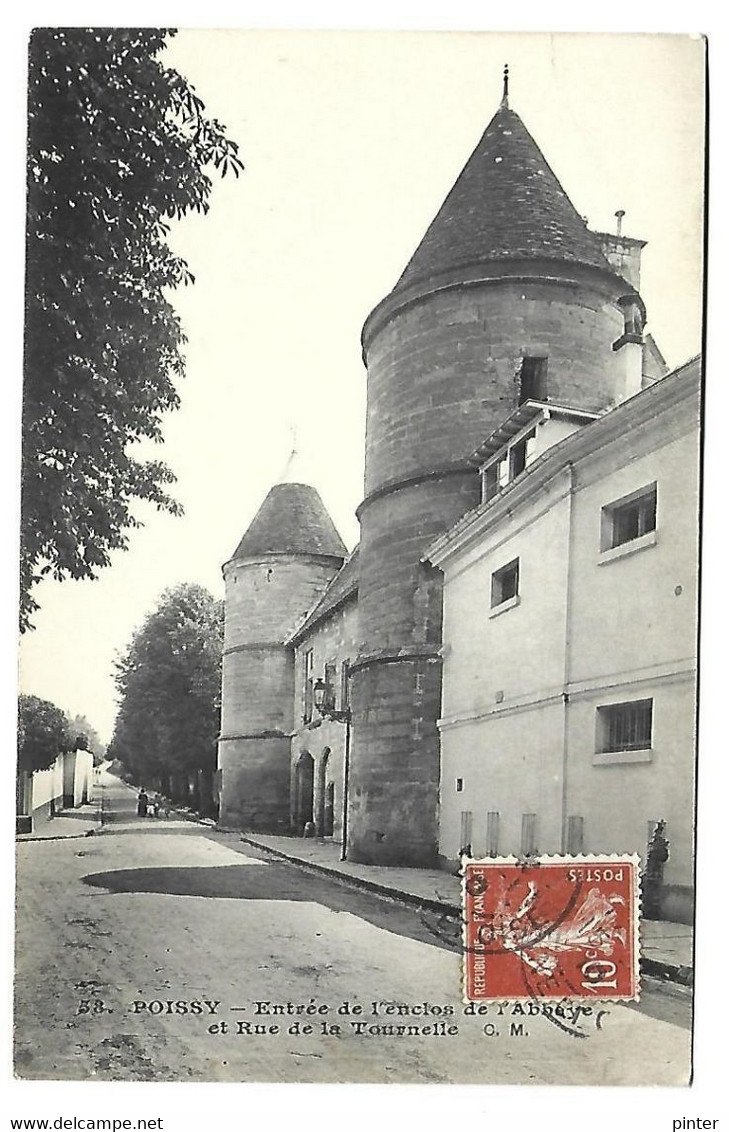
[315,748,330,836]
[294,752,314,832]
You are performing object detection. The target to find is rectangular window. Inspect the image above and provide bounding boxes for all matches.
[596,699,653,753]
[486,811,500,857]
[521,813,538,856]
[567,815,584,855]
[518,357,548,403]
[340,659,350,711]
[455,777,464,793]
[303,649,314,723]
[324,660,337,709]
[510,437,528,479]
[601,484,657,551]
[509,429,536,481]
[483,462,500,502]
[491,558,519,608]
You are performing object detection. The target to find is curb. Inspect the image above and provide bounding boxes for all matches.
[239,834,462,918]
[239,835,693,987]
[16,796,103,844]
[641,958,693,988]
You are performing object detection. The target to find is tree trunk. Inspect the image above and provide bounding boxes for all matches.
[198,768,214,818]
[171,772,187,804]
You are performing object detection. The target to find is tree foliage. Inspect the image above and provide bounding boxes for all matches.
[110,583,223,811]
[68,712,106,763]
[18,694,72,772]
[22,29,243,630]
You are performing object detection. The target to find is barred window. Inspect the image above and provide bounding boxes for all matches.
[597,699,653,753]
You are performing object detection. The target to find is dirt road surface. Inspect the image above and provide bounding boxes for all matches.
[14,771,692,1084]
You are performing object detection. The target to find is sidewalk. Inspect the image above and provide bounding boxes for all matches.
[239,832,693,987]
[16,797,103,842]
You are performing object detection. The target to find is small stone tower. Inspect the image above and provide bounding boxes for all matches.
[348,80,648,865]
[218,482,346,830]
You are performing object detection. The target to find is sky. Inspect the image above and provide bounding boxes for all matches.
[14,31,706,743]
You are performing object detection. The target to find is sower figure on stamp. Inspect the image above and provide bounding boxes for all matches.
[643,820,669,919]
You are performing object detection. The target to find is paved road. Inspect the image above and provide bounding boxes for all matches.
[14,771,692,1084]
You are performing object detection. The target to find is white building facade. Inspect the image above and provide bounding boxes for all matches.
[427,357,700,922]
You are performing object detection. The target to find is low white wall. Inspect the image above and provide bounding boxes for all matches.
[72,749,94,806]
[30,756,64,819]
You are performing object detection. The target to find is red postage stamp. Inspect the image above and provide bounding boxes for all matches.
[463,856,640,1002]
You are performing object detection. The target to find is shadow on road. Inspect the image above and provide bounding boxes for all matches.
[82,863,460,953]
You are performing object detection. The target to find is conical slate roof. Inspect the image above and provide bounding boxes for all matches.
[230,483,347,562]
[392,103,612,296]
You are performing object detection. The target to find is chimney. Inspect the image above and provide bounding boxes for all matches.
[595,209,647,291]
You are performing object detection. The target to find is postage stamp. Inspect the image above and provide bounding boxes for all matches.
[462,855,640,1002]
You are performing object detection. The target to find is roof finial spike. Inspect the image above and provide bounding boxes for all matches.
[277,422,300,483]
[501,63,510,108]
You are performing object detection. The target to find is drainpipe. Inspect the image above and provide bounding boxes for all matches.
[561,464,576,853]
[341,713,351,861]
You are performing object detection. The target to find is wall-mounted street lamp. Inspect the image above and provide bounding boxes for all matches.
[313,677,351,861]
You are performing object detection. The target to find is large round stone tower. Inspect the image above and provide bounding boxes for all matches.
[347,85,646,865]
[218,482,346,830]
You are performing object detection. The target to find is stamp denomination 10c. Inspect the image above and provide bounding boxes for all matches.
[462,856,640,1002]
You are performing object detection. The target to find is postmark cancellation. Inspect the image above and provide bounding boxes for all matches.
[462,855,641,1003]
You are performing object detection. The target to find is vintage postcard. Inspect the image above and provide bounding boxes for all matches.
[13,28,705,1096]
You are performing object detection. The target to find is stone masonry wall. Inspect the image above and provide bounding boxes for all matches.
[363,277,625,495]
[218,554,342,831]
[348,655,443,867]
[350,273,627,866]
[219,735,292,831]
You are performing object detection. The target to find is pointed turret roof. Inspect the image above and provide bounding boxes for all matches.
[391,102,613,297]
[229,483,347,562]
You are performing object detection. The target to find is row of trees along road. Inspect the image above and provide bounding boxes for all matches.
[22,29,242,631]
[17,695,104,773]
[108,584,223,817]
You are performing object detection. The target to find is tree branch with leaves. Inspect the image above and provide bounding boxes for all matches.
[21,28,243,630]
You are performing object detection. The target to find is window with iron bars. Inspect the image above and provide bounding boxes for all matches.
[596,699,653,753]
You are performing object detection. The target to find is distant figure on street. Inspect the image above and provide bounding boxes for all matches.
[152,793,162,818]
[162,799,171,819]
[136,789,148,818]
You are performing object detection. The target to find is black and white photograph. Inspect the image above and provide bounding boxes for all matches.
[6,15,719,1120]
